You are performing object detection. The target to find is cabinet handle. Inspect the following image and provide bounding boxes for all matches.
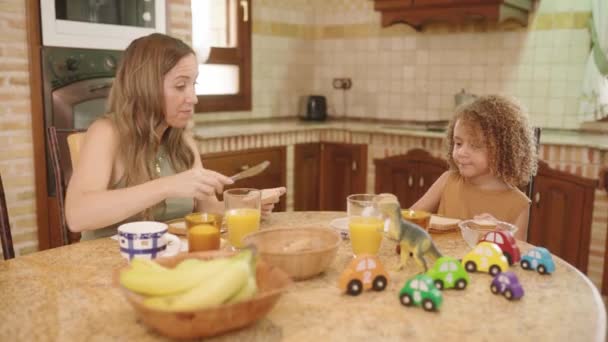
[419,177,424,188]
[352,161,357,171]
[408,175,413,187]
[240,0,249,22]
[534,192,540,205]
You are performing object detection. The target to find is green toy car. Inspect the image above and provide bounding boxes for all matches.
[398,274,443,311]
[426,256,470,290]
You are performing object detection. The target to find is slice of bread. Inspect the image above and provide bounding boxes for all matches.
[470,219,497,231]
[429,215,460,231]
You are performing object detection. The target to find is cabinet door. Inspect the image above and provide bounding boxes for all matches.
[528,162,596,273]
[320,143,367,211]
[202,147,287,211]
[375,149,448,209]
[294,143,321,211]
[375,159,420,208]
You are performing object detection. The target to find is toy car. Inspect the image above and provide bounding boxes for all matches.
[399,274,443,311]
[520,247,555,274]
[490,271,524,300]
[461,242,509,276]
[480,230,521,265]
[338,254,389,296]
[426,256,469,290]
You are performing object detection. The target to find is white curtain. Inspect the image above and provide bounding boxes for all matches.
[579,0,608,121]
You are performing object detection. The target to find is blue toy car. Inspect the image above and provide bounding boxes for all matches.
[520,247,555,274]
[490,272,524,300]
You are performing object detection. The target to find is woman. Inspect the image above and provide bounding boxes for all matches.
[65,33,285,240]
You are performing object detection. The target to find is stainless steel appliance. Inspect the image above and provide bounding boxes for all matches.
[40,0,165,50]
[42,46,122,194]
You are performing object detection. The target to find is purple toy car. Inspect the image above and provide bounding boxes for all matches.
[490,272,524,300]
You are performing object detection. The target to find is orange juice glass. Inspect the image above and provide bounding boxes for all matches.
[347,194,384,255]
[224,188,261,249]
[188,224,220,252]
[349,216,384,255]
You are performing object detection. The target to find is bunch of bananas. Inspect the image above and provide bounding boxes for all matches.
[119,250,258,311]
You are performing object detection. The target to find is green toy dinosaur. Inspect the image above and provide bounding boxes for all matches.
[377,198,442,272]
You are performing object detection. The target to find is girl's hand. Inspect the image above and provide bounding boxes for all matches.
[164,168,234,200]
[260,187,286,218]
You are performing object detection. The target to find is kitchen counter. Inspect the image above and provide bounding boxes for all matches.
[0,212,605,341]
[193,118,608,150]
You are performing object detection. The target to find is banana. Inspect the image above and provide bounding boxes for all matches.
[174,258,204,270]
[129,258,168,272]
[227,274,257,304]
[143,250,255,311]
[120,257,231,296]
[227,251,258,303]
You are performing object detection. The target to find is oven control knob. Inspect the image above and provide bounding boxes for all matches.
[66,57,79,72]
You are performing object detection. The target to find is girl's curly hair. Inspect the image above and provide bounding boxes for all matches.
[445,95,537,187]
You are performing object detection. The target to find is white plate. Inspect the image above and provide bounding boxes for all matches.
[329,217,349,240]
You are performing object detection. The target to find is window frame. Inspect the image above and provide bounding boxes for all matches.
[194,0,251,113]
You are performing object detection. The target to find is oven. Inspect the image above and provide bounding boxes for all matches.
[42,46,122,195]
[40,0,165,50]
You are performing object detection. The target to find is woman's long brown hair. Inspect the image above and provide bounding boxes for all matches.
[106,33,196,219]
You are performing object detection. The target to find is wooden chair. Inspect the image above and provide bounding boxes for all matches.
[47,127,86,245]
[0,172,15,260]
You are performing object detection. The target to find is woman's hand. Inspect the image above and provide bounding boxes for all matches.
[163,167,234,200]
[260,187,286,218]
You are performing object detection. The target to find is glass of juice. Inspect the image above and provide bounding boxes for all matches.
[184,213,221,252]
[187,224,220,252]
[347,194,384,256]
[224,188,261,249]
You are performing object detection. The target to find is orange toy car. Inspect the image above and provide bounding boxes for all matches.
[338,255,389,296]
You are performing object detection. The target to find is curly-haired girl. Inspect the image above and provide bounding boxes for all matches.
[411,95,537,240]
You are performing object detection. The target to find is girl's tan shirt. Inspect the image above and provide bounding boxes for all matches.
[437,171,530,224]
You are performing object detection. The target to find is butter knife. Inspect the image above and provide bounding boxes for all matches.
[230,160,270,181]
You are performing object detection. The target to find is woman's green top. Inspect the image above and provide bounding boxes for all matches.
[80,149,194,241]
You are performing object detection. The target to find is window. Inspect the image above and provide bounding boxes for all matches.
[191,0,251,112]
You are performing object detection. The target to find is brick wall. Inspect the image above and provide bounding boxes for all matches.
[0,0,38,257]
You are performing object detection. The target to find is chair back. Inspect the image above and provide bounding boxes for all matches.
[47,127,86,245]
[0,172,15,260]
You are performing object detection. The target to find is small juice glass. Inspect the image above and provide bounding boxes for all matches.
[224,188,261,249]
[347,194,384,255]
[187,224,220,252]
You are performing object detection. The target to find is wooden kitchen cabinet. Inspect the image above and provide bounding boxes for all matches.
[373,0,534,30]
[374,149,448,209]
[528,160,597,274]
[294,143,367,211]
[202,147,287,211]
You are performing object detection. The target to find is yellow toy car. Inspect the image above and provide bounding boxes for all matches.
[338,255,389,296]
[461,242,509,276]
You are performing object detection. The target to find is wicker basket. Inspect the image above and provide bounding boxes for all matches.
[243,227,340,280]
[116,250,292,339]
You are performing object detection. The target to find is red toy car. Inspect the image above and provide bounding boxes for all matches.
[480,230,520,266]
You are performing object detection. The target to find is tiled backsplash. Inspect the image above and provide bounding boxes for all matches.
[189,0,592,130]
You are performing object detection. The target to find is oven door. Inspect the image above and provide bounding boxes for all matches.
[46,77,113,196]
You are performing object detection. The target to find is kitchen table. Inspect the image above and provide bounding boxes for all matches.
[0,212,605,341]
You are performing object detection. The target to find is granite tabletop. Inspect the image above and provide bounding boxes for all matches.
[0,212,605,341]
[193,118,608,150]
